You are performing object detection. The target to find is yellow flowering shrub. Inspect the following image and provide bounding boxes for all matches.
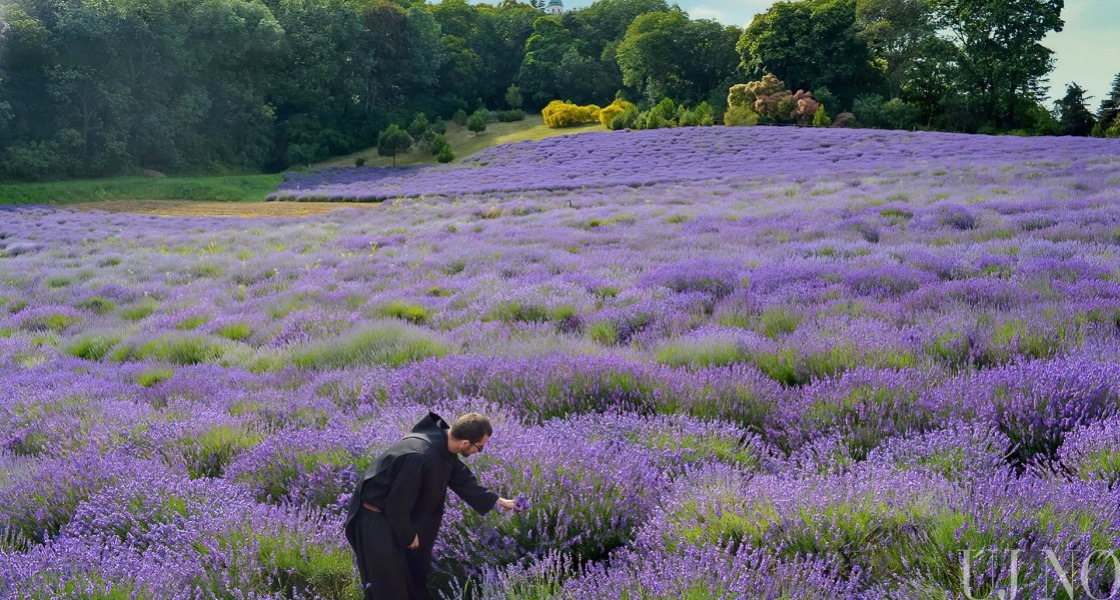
[543,100,602,128]
[598,98,637,127]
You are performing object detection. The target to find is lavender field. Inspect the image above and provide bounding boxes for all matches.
[5,126,1120,598]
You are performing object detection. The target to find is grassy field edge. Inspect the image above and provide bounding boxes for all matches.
[0,174,285,205]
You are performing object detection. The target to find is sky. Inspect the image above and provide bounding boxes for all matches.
[553,0,1120,108]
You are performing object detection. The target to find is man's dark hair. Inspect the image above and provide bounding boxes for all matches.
[450,413,492,443]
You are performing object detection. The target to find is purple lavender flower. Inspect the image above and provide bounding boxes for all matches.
[3,127,1120,598]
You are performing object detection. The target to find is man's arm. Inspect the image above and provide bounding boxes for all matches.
[384,453,426,548]
[448,458,500,515]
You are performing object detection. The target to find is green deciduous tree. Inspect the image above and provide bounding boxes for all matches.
[617,11,740,107]
[737,0,879,110]
[856,0,936,100]
[430,0,537,110]
[615,10,684,105]
[403,8,447,98]
[452,109,469,131]
[377,124,412,165]
[854,94,921,129]
[429,133,450,156]
[482,3,540,106]
[0,0,282,178]
[467,110,488,135]
[564,0,669,102]
[566,0,669,60]
[408,113,432,139]
[0,6,52,149]
[265,0,372,170]
[686,20,743,113]
[287,142,324,169]
[929,0,1064,130]
[518,21,609,109]
[436,144,455,163]
[439,35,487,110]
[517,17,577,108]
[899,36,959,128]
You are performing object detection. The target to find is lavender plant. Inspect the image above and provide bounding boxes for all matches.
[3,127,1120,597]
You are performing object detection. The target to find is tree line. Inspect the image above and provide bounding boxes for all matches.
[0,0,1117,181]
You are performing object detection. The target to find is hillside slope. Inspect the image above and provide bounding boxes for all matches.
[273,126,1120,201]
[311,114,607,169]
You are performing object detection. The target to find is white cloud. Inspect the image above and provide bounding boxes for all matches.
[676,0,772,26]
[686,5,733,23]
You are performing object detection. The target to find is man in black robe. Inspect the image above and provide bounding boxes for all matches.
[344,411,519,600]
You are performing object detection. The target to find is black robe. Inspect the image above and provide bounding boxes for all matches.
[344,412,499,600]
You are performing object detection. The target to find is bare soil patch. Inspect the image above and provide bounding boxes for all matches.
[72,200,377,218]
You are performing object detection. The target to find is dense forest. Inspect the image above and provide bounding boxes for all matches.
[0,0,1117,181]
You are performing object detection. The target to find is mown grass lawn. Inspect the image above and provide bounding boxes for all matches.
[0,174,284,205]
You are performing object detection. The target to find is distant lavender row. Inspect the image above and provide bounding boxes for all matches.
[267,127,1120,200]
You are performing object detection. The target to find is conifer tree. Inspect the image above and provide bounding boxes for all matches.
[1098,73,1120,130]
[1055,83,1095,136]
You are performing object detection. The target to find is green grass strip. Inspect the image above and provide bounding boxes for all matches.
[0,174,284,204]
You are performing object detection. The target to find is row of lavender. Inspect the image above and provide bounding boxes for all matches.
[269,127,1120,201]
[6,156,1120,380]
[5,350,1120,597]
[3,127,1120,597]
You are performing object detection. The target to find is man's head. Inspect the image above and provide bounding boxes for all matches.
[448,412,492,456]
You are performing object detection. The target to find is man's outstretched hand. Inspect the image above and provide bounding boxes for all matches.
[496,494,530,513]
